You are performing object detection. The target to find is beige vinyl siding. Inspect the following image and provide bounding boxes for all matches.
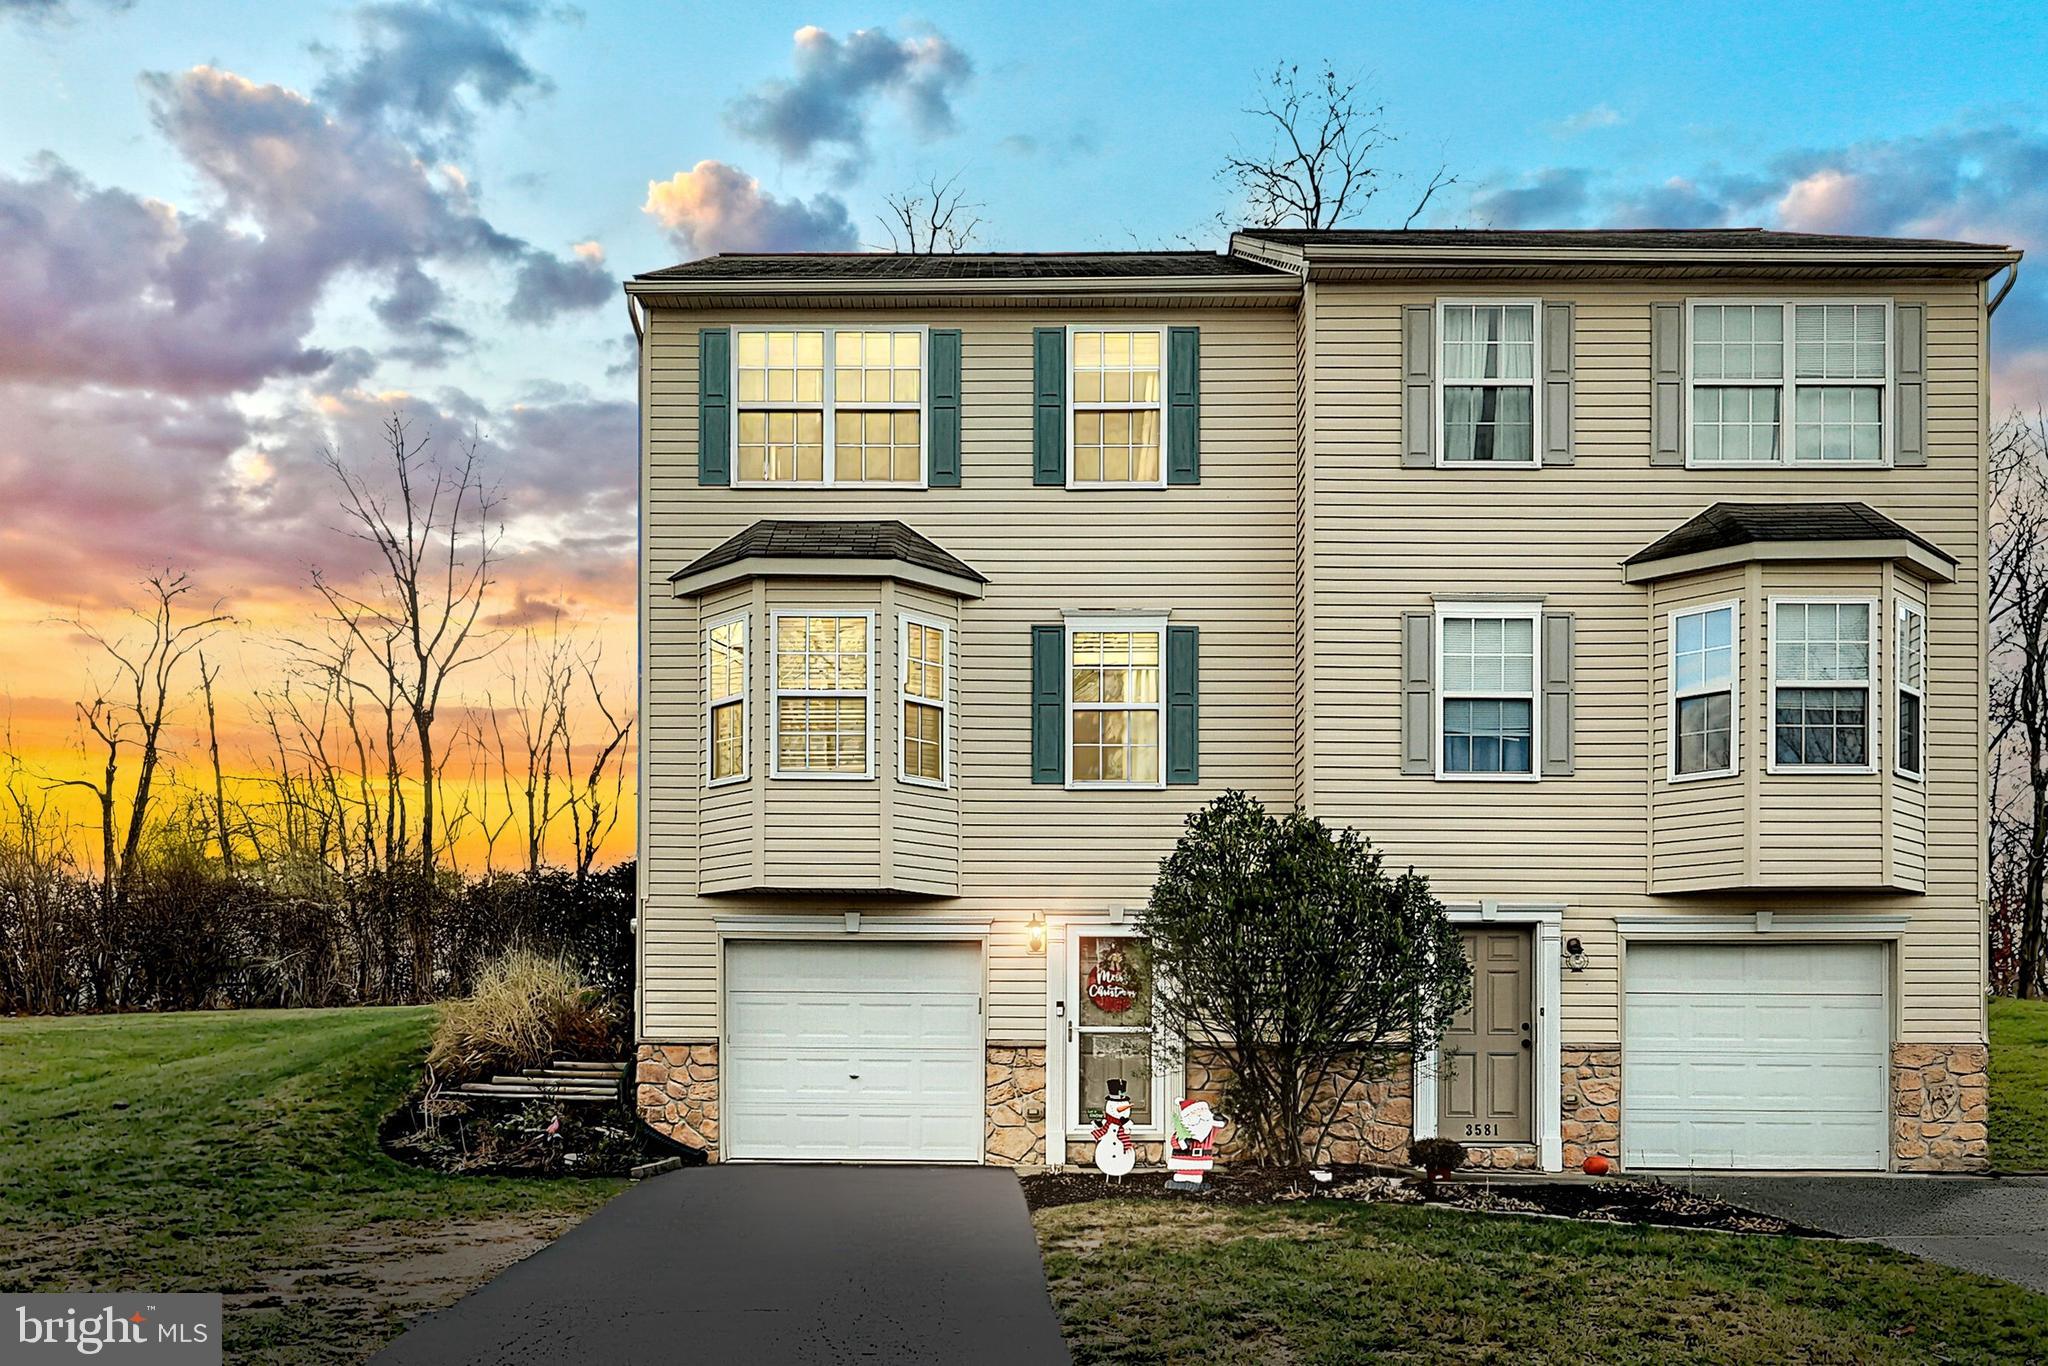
[1302,279,1985,1044]
[1647,567,1748,891]
[642,306,1299,1042]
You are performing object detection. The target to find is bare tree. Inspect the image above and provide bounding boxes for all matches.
[876,172,986,253]
[312,415,501,882]
[53,572,229,907]
[487,622,576,876]
[555,648,634,885]
[1219,61,1455,231]
[197,649,235,872]
[1991,409,2048,997]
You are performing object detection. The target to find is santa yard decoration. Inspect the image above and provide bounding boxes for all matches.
[1090,1079,1136,1180]
[1166,1098,1226,1185]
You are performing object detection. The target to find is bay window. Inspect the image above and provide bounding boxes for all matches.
[706,614,747,785]
[1896,600,1926,779]
[735,327,924,485]
[1439,301,1538,464]
[1689,300,1890,466]
[1671,602,1738,780]
[771,612,873,778]
[900,616,948,786]
[1771,599,1875,771]
[1437,605,1539,777]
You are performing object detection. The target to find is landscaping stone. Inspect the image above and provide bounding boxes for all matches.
[636,1043,719,1159]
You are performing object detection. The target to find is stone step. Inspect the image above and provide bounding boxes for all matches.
[542,1060,628,1072]
[454,1083,619,1102]
[486,1076,616,1091]
[520,1067,625,1080]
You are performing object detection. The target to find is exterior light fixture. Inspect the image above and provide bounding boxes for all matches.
[1563,936,1588,973]
[1027,912,1046,954]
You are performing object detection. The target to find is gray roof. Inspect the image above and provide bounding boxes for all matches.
[1236,227,2011,253]
[674,519,987,584]
[635,252,1284,283]
[1625,502,1956,568]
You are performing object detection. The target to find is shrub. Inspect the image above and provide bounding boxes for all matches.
[427,950,618,1084]
[1408,1137,1468,1176]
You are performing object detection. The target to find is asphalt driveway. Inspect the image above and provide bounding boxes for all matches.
[1685,1174,2048,1294]
[371,1166,1072,1365]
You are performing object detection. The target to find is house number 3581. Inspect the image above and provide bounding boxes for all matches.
[1463,1123,1500,1138]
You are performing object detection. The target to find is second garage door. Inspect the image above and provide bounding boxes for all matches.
[1624,941,1889,1171]
[723,939,984,1162]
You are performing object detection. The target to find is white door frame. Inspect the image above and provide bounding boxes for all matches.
[712,913,991,1164]
[1044,911,1177,1168]
[1412,902,1564,1172]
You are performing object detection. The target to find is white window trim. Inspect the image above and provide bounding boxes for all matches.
[1668,599,1741,784]
[704,610,749,787]
[897,612,950,789]
[1682,297,1894,470]
[1434,297,1544,469]
[730,324,930,490]
[768,609,876,781]
[1895,599,1927,781]
[1433,600,1543,783]
[1065,323,1169,491]
[1064,613,1169,791]
[1061,923,1171,1143]
[1766,595,1880,776]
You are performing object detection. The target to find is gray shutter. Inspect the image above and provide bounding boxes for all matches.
[1541,612,1576,777]
[1401,612,1435,775]
[927,328,962,486]
[1543,302,1575,466]
[1650,303,1684,467]
[1030,625,1065,784]
[1402,305,1435,468]
[1167,327,1200,485]
[698,328,730,486]
[1032,328,1066,486]
[1166,626,1199,783]
[1894,302,1927,467]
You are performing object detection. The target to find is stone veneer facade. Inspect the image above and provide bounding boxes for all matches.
[1561,1044,1622,1171]
[637,1043,720,1159]
[985,1046,1047,1166]
[1891,1042,1989,1172]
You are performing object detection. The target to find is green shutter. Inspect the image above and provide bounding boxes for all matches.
[1033,327,1066,486]
[1166,625,1199,784]
[1167,326,1200,485]
[698,328,730,487]
[1031,625,1065,783]
[928,328,962,486]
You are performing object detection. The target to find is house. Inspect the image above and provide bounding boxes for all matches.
[623,228,2019,1174]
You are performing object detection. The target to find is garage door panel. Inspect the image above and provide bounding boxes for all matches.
[723,939,984,1162]
[1625,942,1888,1171]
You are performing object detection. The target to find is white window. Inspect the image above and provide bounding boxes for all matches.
[1436,603,1540,779]
[1066,617,1165,789]
[1688,300,1890,466]
[1066,928,1165,1138]
[770,612,873,778]
[706,614,748,785]
[1896,600,1926,779]
[734,327,924,486]
[900,616,948,786]
[1069,327,1164,487]
[1438,300,1539,465]
[1670,602,1738,781]
[1770,599,1876,772]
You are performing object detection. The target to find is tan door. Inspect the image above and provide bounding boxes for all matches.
[1437,928,1533,1144]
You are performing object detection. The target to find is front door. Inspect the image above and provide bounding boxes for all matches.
[1437,928,1534,1145]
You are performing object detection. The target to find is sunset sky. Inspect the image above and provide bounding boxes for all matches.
[4,0,2046,868]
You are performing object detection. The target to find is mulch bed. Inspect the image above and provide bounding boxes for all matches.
[1019,1164,1828,1237]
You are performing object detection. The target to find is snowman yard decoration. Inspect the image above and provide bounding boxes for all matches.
[1090,1078,1136,1181]
[1166,1098,1227,1186]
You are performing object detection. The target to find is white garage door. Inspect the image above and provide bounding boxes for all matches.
[1624,942,1889,1171]
[723,939,983,1162]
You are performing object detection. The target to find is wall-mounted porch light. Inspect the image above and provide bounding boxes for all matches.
[1563,936,1588,973]
[1027,912,1046,954]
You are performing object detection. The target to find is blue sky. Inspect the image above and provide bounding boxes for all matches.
[0,0,2044,626]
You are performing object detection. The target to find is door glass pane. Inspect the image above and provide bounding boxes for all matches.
[1076,936,1154,1128]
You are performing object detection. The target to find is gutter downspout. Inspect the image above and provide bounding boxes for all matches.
[1989,262,2020,316]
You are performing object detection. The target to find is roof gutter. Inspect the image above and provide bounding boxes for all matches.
[623,273,1301,302]
[1989,261,2021,316]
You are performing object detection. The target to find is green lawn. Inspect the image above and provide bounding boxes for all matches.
[1993,995,2048,1172]
[1038,1199,2048,1364]
[0,1007,620,1363]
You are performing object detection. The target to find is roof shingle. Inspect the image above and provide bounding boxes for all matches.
[1236,227,2011,253]
[635,252,1284,283]
[1625,501,1956,568]
[674,519,987,584]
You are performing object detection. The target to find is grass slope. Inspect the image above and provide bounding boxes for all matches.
[0,1007,619,1362]
[1993,995,2048,1172]
[1038,1200,2048,1365]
